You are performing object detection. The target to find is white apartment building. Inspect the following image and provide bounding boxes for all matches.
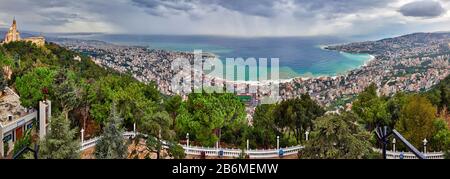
[0,87,51,157]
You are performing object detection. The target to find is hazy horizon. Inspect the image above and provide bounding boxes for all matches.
[4,27,450,43]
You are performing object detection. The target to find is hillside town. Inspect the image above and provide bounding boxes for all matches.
[325,32,450,59]
[55,33,450,111]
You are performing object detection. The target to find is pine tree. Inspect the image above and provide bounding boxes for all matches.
[39,114,80,159]
[53,69,83,119]
[352,83,391,131]
[299,112,374,159]
[168,144,186,159]
[141,111,174,159]
[94,104,127,159]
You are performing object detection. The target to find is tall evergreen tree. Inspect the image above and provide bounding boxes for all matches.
[273,94,325,144]
[141,111,175,159]
[299,112,374,159]
[94,104,127,159]
[176,92,246,146]
[164,95,182,128]
[250,104,278,148]
[352,83,391,131]
[39,114,80,159]
[53,69,83,119]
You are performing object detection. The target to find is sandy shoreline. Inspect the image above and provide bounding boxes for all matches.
[201,46,377,86]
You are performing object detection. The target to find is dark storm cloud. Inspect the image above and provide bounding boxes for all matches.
[130,0,395,18]
[29,0,75,8]
[0,0,84,26]
[213,0,394,17]
[130,0,202,16]
[134,0,195,11]
[291,0,395,20]
[293,0,392,13]
[399,0,447,17]
[38,12,85,26]
[213,0,276,17]
[2,0,450,36]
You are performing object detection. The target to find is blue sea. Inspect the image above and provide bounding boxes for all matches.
[61,34,373,79]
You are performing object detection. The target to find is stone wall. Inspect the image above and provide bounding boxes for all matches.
[23,37,45,47]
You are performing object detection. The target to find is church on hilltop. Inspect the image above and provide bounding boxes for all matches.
[1,18,45,46]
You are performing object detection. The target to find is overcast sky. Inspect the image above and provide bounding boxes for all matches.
[0,0,449,38]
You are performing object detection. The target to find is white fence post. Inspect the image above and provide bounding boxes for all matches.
[246,139,249,151]
[277,136,280,150]
[423,139,428,155]
[79,131,444,159]
[186,133,189,148]
[81,128,85,144]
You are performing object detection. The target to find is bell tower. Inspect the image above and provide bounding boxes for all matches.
[3,17,21,44]
[12,17,17,29]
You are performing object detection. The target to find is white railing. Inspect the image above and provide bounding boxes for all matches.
[80,137,100,151]
[82,132,446,159]
[80,131,136,151]
[387,151,445,159]
[373,149,445,159]
[184,145,303,159]
[80,131,303,158]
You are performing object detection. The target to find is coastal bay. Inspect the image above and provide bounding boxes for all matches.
[61,34,374,80]
[55,32,449,108]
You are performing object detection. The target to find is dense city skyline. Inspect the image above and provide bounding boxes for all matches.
[1,0,450,39]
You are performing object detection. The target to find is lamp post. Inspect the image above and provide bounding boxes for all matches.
[186,133,190,148]
[277,136,280,150]
[423,138,428,154]
[305,131,310,141]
